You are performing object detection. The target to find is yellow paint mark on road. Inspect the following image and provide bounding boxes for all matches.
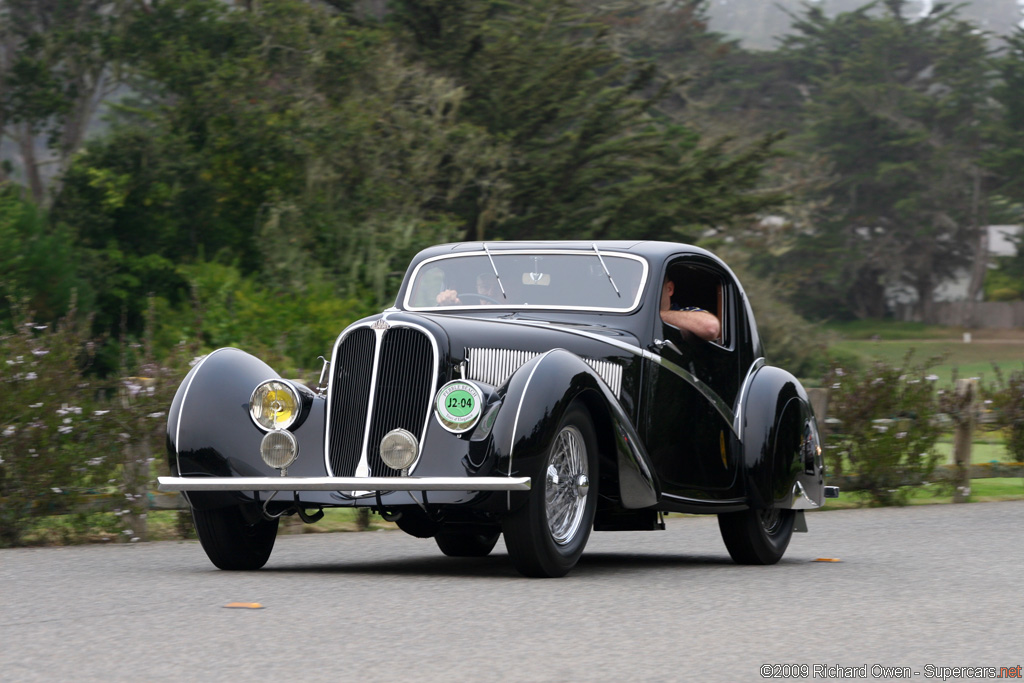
[223,602,264,609]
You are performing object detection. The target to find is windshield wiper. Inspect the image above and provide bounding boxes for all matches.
[592,244,621,298]
[483,243,507,299]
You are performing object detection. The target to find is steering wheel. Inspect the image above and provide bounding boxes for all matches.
[457,292,502,305]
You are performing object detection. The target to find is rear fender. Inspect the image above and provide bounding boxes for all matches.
[490,349,659,512]
[740,365,824,510]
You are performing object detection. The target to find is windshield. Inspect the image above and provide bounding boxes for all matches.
[403,250,648,312]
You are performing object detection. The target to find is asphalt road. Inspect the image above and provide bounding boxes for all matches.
[2,502,1022,682]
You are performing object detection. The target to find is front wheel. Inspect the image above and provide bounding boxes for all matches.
[717,507,795,565]
[192,505,279,570]
[435,528,501,557]
[502,403,598,578]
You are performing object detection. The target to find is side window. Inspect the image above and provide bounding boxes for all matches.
[663,262,729,348]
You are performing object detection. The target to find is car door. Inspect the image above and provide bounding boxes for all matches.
[641,256,741,498]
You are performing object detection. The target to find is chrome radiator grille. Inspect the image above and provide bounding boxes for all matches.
[327,324,437,477]
[466,347,622,397]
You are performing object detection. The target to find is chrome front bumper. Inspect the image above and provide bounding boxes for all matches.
[157,476,532,493]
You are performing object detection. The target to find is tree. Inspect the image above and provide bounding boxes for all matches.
[774,0,998,320]
[390,0,783,243]
[0,0,127,203]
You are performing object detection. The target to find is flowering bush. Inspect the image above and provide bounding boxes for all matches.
[0,304,187,546]
[822,354,944,506]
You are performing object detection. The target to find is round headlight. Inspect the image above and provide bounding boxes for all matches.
[433,380,483,433]
[250,380,300,431]
[380,428,419,472]
[260,429,298,470]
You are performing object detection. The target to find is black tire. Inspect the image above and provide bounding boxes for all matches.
[192,505,279,570]
[717,507,795,565]
[435,528,501,557]
[502,403,598,578]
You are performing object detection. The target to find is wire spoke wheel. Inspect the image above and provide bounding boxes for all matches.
[503,402,598,578]
[545,426,589,545]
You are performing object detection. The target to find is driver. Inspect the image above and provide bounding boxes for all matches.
[660,277,720,342]
[436,273,500,306]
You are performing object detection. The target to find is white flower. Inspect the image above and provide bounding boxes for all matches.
[93,410,109,416]
[147,411,166,419]
[29,403,43,409]
[925,374,939,381]
[835,368,845,376]
[24,372,37,380]
[57,425,72,434]
[63,417,72,425]
[31,349,48,357]
[2,426,14,437]
[51,487,62,493]
[33,324,48,331]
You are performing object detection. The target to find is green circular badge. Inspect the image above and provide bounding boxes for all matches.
[435,380,483,432]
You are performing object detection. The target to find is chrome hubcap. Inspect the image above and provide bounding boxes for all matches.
[545,425,588,545]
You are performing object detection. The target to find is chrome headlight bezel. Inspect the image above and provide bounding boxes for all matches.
[379,428,419,472]
[260,428,299,470]
[249,379,304,432]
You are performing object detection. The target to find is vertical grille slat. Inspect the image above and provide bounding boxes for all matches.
[327,328,375,476]
[327,323,436,478]
[466,347,622,397]
[366,328,434,477]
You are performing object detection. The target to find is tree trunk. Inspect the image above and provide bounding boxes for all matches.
[965,168,988,309]
[15,123,46,204]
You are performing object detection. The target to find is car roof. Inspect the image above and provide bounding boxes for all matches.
[412,240,720,263]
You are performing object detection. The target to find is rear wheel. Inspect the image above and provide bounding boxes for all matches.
[502,403,598,578]
[192,505,279,570]
[718,506,795,565]
[435,528,501,557]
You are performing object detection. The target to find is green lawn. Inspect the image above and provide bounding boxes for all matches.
[820,477,1024,509]
[828,337,1024,385]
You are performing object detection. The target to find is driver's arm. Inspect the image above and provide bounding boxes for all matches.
[660,307,720,342]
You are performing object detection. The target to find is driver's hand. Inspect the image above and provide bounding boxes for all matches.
[436,289,461,306]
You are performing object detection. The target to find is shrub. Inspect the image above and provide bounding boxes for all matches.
[823,354,944,505]
[0,303,188,547]
[985,365,1024,462]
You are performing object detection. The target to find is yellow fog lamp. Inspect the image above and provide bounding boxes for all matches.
[249,379,301,431]
[380,428,419,473]
[260,429,299,473]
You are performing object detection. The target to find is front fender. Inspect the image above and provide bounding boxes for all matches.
[490,348,659,511]
[166,348,329,510]
[740,365,825,510]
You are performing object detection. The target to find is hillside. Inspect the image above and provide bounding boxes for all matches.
[706,0,1024,50]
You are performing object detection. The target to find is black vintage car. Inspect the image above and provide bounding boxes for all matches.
[159,241,837,577]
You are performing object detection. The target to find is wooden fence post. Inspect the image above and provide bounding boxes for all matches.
[953,378,976,504]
